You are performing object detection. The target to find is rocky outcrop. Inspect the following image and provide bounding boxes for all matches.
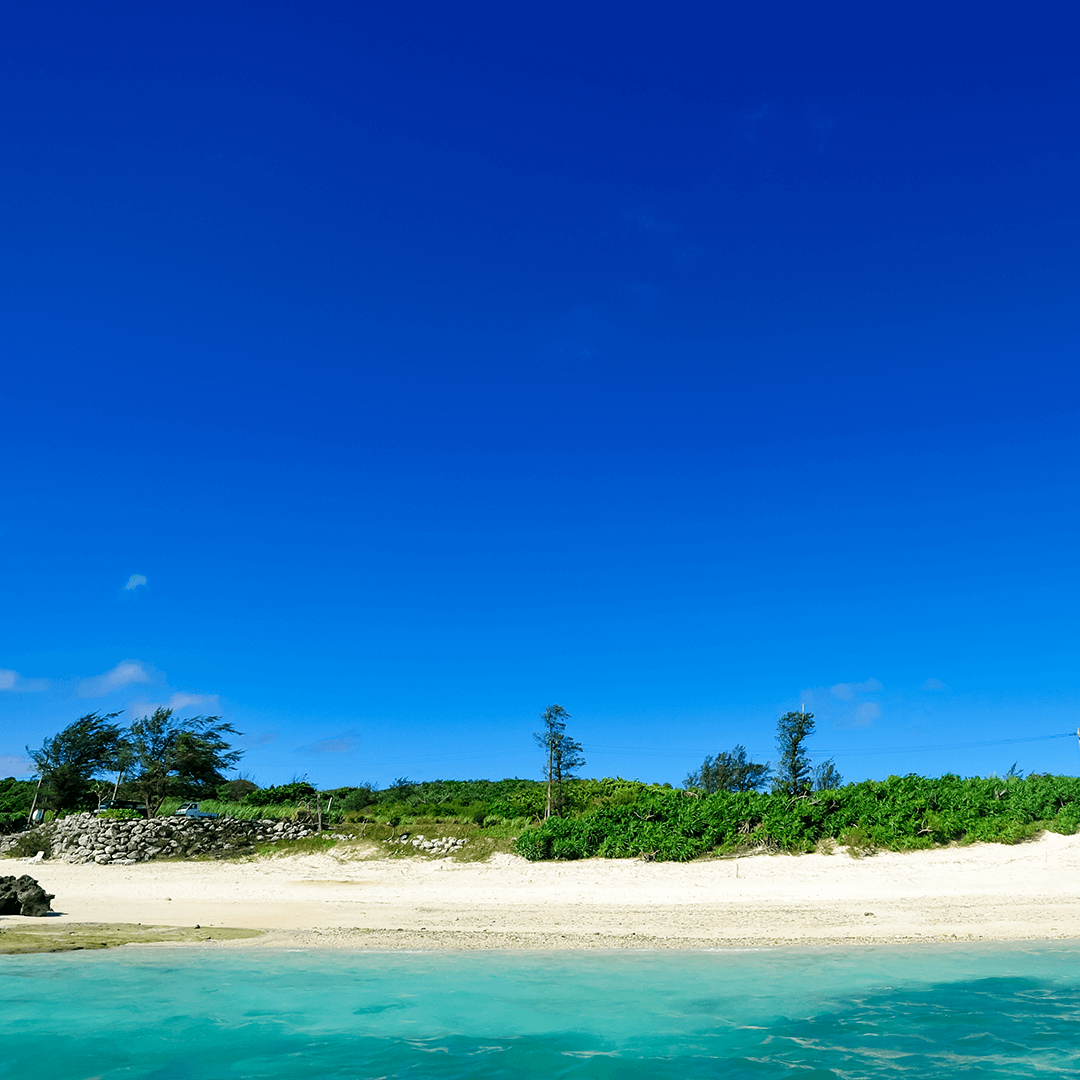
[0,874,55,916]
[391,833,467,855]
[0,814,315,866]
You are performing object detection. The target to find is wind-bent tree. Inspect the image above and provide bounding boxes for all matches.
[128,708,243,815]
[27,712,128,811]
[812,759,843,791]
[773,710,817,796]
[685,745,772,793]
[533,704,585,819]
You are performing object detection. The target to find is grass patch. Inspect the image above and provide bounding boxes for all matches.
[251,833,343,858]
[0,922,262,954]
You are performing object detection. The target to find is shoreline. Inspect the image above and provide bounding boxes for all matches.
[3,830,1079,953]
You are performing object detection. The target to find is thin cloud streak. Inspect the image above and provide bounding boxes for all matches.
[79,660,158,697]
[0,668,50,693]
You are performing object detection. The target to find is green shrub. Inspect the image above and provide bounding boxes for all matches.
[512,773,1080,862]
[3,831,52,860]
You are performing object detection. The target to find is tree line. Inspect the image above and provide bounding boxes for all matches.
[684,711,842,796]
[536,704,843,802]
[25,708,242,817]
[17,701,836,824]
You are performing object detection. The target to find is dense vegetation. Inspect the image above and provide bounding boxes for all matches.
[25,708,243,817]
[512,773,1080,861]
[0,777,37,834]
[7,770,1080,857]
[10,705,1079,859]
[212,776,671,828]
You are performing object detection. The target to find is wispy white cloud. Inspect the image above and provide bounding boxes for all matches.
[303,734,357,754]
[922,677,947,691]
[240,731,277,747]
[853,702,882,727]
[0,753,34,775]
[0,668,50,693]
[125,692,220,717]
[801,676,884,729]
[124,574,147,591]
[166,692,219,711]
[830,677,884,702]
[79,660,158,698]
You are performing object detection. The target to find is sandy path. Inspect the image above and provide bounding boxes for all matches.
[5,831,1080,949]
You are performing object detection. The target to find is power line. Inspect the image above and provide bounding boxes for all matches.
[253,731,1076,770]
[583,732,1077,759]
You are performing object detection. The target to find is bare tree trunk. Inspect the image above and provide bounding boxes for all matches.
[316,792,323,833]
[27,775,43,826]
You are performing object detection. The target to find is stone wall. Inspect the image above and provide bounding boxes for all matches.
[0,813,315,865]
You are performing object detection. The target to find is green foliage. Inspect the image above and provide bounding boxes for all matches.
[216,778,258,801]
[686,745,772,793]
[773,710,816,795]
[155,797,313,820]
[243,781,317,807]
[128,708,243,814]
[534,704,585,818]
[513,773,1080,861]
[27,712,127,811]
[0,777,39,834]
[2,831,52,859]
[331,785,381,812]
[813,759,844,791]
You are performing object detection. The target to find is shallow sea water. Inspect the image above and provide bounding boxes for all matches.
[2,943,1079,1079]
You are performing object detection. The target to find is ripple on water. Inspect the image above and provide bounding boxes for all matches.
[2,942,1079,1079]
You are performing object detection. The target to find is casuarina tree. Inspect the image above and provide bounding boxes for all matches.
[533,704,585,819]
[27,712,128,811]
[128,708,243,815]
[812,759,843,791]
[773,710,816,796]
[685,745,772,793]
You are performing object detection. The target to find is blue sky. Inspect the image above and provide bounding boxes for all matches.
[3,1,1079,787]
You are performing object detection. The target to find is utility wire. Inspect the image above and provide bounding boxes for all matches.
[583,732,1077,759]
[259,732,1075,770]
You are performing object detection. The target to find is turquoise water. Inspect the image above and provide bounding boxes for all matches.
[3,944,1080,1078]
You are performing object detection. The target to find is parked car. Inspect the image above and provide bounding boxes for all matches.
[173,802,218,819]
[95,800,143,814]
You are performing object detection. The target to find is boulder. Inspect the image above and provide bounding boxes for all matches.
[0,874,55,917]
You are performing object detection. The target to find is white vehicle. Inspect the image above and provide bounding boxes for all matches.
[173,802,218,819]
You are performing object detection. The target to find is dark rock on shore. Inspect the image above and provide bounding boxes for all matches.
[0,874,55,917]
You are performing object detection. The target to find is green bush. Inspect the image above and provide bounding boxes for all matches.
[2,831,52,860]
[512,773,1080,862]
[0,778,38,835]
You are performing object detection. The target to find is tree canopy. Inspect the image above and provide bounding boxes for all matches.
[27,712,127,811]
[534,704,585,818]
[126,709,243,814]
[772,711,842,795]
[773,710,816,796]
[685,745,772,793]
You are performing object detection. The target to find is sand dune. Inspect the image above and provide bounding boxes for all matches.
[5,831,1079,949]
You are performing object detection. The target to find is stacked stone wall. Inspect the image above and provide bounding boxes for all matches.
[0,813,315,865]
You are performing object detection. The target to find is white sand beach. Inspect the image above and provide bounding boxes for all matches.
[5,830,1080,949]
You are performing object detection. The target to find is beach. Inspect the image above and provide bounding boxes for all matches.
[3,830,1079,950]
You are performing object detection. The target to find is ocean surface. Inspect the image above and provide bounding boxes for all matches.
[3,943,1079,1079]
